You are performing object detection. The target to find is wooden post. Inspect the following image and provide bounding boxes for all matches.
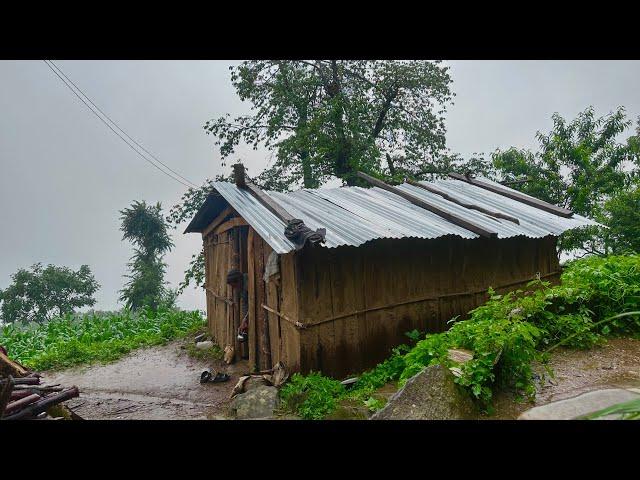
[254,232,272,370]
[233,163,246,188]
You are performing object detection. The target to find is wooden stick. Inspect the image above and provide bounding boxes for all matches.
[406,178,520,224]
[261,304,306,329]
[448,173,573,218]
[357,172,498,238]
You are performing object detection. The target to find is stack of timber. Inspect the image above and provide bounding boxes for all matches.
[0,348,81,420]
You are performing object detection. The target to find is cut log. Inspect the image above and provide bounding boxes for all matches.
[2,386,79,421]
[4,393,41,415]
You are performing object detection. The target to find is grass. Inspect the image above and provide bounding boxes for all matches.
[279,254,640,419]
[0,307,206,371]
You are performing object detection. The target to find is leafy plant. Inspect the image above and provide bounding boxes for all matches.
[0,308,205,371]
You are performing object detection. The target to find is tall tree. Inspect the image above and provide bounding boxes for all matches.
[119,201,174,311]
[205,60,454,189]
[0,263,99,323]
[492,107,639,255]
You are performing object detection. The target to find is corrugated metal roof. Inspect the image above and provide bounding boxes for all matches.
[191,177,599,254]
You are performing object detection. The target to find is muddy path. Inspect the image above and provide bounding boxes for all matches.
[44,340,247,420]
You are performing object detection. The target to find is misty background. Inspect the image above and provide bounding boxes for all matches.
[1,60,639,312]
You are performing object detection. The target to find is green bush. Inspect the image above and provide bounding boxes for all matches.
[0,308,205,371]
[279,254,640,418]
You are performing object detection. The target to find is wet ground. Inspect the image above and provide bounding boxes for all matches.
[44,339,247,420]
[488,337,640,419]
[42,337,640,420]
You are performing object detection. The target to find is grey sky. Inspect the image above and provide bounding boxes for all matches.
[1,60,639,312]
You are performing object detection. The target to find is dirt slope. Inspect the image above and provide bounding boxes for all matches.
[44,340,247,420]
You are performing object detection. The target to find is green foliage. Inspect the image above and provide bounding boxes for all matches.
[599,182,640,254]
[119,200,174,311]
[205,60,454,189]
[278,254,640,419]
[0,263,99,324]
[279,372,346,420]
[492,108,640,255]
[0,308,205,371]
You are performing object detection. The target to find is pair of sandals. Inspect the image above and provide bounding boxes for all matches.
[200,369,230,384]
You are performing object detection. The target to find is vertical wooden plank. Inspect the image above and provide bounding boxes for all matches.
[247,228,257,372]
[254,234,271,370]
[279,252,301,372]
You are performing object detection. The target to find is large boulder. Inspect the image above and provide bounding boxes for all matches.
[370,365,477,420]
[229,385,280,419]
[518,388,640,420]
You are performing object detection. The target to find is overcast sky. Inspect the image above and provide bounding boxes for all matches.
[1,60,639,312]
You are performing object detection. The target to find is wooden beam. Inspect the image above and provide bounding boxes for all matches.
[214,217,248,236]
[406,178,520,224]
[356,172,498,238]
[202,206,236,238]
[243,182,295,223]
[448,173,573,218]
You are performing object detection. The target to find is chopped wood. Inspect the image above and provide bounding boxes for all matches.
[2,386,80,421]
[0,376,40,386]
[357,171,498,238]
[448,172,573,218]
[1,350,80,420]
[5,393,41,415]
[406,178,520,224]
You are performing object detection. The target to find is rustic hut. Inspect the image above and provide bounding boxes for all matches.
[185,167,597,378]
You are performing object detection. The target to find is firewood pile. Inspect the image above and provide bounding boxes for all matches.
[1,347,81,421]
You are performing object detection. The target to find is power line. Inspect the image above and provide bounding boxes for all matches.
[43,60,198,189]
[46,60,198,188]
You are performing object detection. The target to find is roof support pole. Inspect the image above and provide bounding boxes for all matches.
[232,163,326,249]
[448,173,573,218]
[356,171,498,238]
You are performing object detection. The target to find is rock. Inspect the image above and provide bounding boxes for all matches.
[229,385,280,419]
[195,341,214,350]
[245,375,270,391]
[447,348,474,364]
[518,388,640,420]
[370,364,477,420]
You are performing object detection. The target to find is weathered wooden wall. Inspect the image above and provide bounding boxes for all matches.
[247,229,301,373]
[295,235,559,378]
[204,225,560,379]
[203,228,234,353]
